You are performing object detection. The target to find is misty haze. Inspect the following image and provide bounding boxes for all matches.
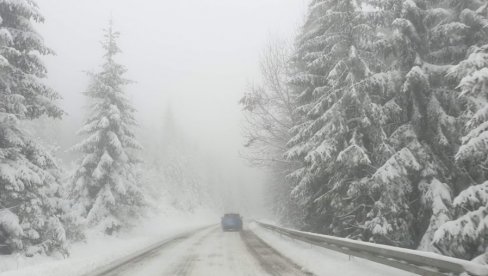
[1,0,488,276]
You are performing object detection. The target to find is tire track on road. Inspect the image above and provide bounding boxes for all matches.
[241,230,315,276]
[163,227,218,276]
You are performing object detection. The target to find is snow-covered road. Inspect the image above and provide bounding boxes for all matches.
[100,226,309,276]
[87,223,423,276]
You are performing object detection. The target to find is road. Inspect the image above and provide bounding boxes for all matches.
[100,226,312,276]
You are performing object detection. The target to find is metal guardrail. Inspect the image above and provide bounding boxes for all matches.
[255,221,488,276]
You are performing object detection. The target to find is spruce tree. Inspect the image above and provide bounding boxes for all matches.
[359,0,469,248]
[285,0,393,237]
[284,0,477,249]
[71,21,144,234]
[433,7,488,256]
[0,0,67,255]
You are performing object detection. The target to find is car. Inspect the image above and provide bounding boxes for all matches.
[221,213,243,232]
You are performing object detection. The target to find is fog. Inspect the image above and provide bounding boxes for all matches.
[34,0,305,216]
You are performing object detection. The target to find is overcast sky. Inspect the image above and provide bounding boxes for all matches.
[35,0,306,214]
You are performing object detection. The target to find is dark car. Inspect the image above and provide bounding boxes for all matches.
[221,213,243,231]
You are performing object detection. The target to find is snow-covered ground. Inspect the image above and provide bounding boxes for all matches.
[249,222,417,276]
[0,209,217,276]
[5,218,474,276]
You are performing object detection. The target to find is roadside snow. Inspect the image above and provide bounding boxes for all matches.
[252,222,488,275]
[0,209,217,276]
[250,222,416,276]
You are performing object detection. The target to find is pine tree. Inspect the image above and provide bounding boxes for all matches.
[418,178,452,252]
[285,0,395,238]
[283,0,481,249]
[433,181,488,259]
[448,4,488,183]
[71,21,144,235]
[355,0,471,248]
[433,9,488,256]
[0,0,67,255]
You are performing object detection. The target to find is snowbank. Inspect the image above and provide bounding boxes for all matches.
[0,209,217,276]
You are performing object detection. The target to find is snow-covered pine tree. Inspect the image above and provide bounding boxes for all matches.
[433,181,488,259]
[71,21,144,235]
[286,0,476,247]
[285,0,401,237]
[0,0,68,255]
[356,0,472,248]
[448,6,488,182]
[433,13,488,257]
